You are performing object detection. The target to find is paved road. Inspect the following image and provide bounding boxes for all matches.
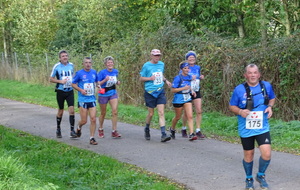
[0,98,299,190]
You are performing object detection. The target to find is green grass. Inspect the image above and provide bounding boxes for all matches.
[0,79,299,156]
[0,126,183,190]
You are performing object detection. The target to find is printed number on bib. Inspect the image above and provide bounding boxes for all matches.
[106,76,117,87]
[153,72,163,85]
[246,111,263,129]
[84,83,94,96]
[191,79,200,92]
[62,76,72,88]
[182,90,191,101]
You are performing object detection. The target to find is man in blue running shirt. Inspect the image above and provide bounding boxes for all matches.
[229,64,275,190]
[140,49,172,142]
[72,57,98,145]
[49,50,76,138]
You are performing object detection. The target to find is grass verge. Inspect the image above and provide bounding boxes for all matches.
[0,126,184,189]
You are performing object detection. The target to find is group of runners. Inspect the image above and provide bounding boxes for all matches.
[50,49,275,190]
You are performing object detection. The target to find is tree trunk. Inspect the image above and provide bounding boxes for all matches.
[235,0,245,38]
[282,0,291,36]
[259,0,267,47]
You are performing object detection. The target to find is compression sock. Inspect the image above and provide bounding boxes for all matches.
[56,117,62,129]
[69,115,75,130]
[145,123,150,129]
[258,156,270,176]
[243,159,253,179]
[160,126,166,135]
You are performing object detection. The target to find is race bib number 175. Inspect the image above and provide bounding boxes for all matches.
[246,111,263,129]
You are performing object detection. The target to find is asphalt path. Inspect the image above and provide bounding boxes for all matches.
[0,97,299,190]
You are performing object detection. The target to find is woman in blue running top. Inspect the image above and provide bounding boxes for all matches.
[180,51,206,139]
[97,56,121,139]
[170,62,197,141]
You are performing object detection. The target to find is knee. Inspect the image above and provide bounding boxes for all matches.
[196,109,202,115]
[112,109,118,117]
[261,152,271,160]
[90,117,97,123]
[80,120,87,125]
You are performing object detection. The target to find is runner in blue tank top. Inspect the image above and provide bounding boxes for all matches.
[72,57,98,145]
[49,50,76,138]
[229,64,275,190]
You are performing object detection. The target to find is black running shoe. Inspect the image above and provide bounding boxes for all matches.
[169,128,176,139]
[56,128,62,138]
[161,134,171,142]
[76,128,82,138]
[144,128,150,140]
[70,129,77,138]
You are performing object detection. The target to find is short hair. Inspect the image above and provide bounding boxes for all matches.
[58,50,68,58]
[103,56,114,64]
[83,57,92,62]
[245,64,260,73]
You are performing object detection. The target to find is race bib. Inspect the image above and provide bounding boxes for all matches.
[246,111,263,129]
[106,76,117,87]
[62,76,72,88]
[191,79,200,92]
[182,89,191,101]
[152,72,163,85]
[83,83,94,96]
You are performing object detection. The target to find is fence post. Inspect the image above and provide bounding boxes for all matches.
[26,53,32,76]
[45,53,49,72]
[1,52,4,66]
[14,52,18,71]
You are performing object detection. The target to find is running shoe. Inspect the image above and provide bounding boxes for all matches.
[76,128,82,138]
[161,134,171,142]
[256,175,269,189]
[189,133,198,141]
[181,129,188,138]
[98,129,104,138]
[245,178,254,190]
[56,128,62,138]
[90,138,98,145]
[144,128,150,140]
[70,129,77,138]
[196,131,205,139]
[112,130,121,138]
[170,128,176,139]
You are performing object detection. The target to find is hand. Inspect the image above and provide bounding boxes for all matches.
[116,80,121,85]
[200,75,204,80]
[149,75,156,81]
[265,106,273,118]
[182,84,191,91]
[191,91,196,97]
[61,79,67,84]
[192,75,196,80]
[165,80,172,88]
[239,109,250,118]
[80,89,87,95]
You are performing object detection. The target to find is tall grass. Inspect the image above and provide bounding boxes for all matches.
[0,126,183,190]
[0,79,299,155]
